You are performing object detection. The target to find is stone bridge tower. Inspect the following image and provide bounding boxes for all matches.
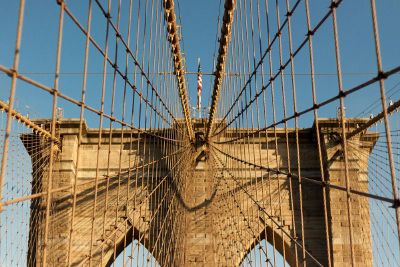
[22,118,377,266]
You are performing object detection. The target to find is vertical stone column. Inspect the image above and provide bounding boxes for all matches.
[48,134,78,265]
[319,119,377,267]
[23,134,49,267]
[23,131,78,266]
[182,149,217,266]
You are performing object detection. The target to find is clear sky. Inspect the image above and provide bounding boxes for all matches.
[1,0,400,125]
[1,0,400,266]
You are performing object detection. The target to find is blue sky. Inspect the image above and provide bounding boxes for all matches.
[1,0,399,127]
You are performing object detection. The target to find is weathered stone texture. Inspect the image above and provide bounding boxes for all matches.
[23,118,377,266]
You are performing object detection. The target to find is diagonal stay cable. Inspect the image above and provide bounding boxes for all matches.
[211,0,302,137]
[210,143,396,205]
[63,1,187,137]
[0,100,59,143]
[0,65,184,143]
[215,65,400,144]
[212,147,324,267]
[212,0,345,138]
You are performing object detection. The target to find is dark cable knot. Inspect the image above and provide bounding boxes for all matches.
[307,30,314,37]
[286,11,293,17]
[10,68,17,76]
[105,12,111,19]
[338,90,346,98]
[322,180,331,188]
[377,71,388,80]
[313,103,319,110]
[330,1,339,9]
[392,198,400,209]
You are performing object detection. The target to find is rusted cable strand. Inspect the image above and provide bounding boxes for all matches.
[164,0,194,142]
[205,0,236,141]
[0,100,59,143]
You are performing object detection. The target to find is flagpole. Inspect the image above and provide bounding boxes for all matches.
[197,58,202,119]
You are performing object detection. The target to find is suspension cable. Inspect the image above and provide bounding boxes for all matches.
[164,0,194,142]
[205,0,236,141]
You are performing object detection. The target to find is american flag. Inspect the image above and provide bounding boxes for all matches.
[197,60,202,110]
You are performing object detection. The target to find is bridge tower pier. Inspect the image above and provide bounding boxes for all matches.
[22,118,377,266]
